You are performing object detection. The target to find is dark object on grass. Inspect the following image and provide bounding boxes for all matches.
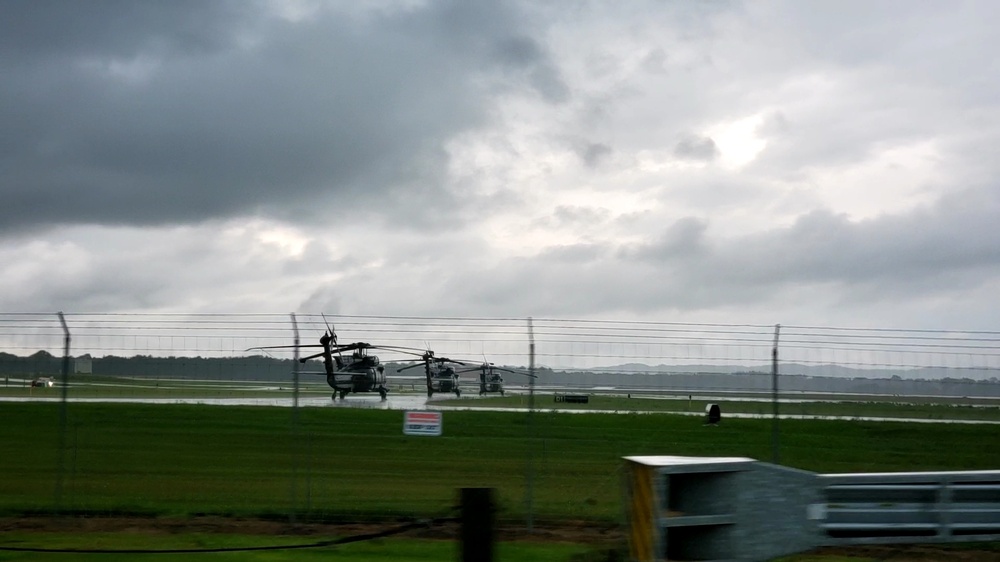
[705,403,721,424]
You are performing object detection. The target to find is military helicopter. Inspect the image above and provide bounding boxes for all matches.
[253,326,425,402]
[455,360,533,396]
[397,352,467,397]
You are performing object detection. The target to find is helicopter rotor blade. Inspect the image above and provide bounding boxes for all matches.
[246,344,323,352]
[330,343,427,356]
[431,357,466,366]
[329,342,366,353]
[377,345,435,355]
[300,351,326,362]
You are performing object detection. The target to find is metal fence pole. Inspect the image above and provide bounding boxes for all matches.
[290,312,300,524]
[55,312,70,512]
[771,323,781,464]
[525,317,536,532]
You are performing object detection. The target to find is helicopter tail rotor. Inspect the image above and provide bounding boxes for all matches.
[321,313,339,352]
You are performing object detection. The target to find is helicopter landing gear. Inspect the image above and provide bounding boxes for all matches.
[338,390,348,400]
[331,392,337,402]
[455,388,461,397]
[500,389,505,396]
[427,389,434,398]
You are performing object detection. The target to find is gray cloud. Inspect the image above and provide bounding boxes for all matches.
[0,1,566,234]
[673,135,718,161]
[541,205,612,229]
[577,142,613,167]
[491,35,570,103]
[417,185,1000,320]
[624,217,709,260]
[4,0,1000,335]
[0,0,249,59]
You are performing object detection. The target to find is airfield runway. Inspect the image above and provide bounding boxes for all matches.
[3,391,999,424]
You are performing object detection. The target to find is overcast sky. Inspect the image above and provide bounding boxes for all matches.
[3,0,1000,331]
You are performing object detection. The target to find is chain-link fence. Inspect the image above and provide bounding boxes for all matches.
[1,312,999,527]
[4,313,998,393]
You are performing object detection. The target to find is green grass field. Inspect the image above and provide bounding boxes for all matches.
[2,402,998,521]
[1,402,999,561]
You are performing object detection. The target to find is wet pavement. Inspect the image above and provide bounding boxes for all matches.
[2,393,998,424]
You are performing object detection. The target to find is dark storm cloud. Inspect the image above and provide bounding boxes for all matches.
[0,1,563,234]
[7,0,1000,328]
[0,0,247,58]
[491,35,569,103]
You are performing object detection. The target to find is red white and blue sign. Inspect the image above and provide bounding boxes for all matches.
[404,410,442,436]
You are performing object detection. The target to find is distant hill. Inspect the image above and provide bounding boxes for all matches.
[593,362,999,381]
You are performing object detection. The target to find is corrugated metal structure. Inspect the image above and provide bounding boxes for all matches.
[623,455,1000,562]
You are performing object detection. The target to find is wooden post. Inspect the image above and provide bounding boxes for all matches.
[461,487,495,562]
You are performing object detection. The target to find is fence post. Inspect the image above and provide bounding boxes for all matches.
[290,312,300,524]
[461,487,495,562]
[771,323,781,464]
[55,312,71,512]
[524,317,536,532]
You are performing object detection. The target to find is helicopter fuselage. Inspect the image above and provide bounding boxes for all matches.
[323,349,388,399]
[423,364,461,397]
[430,369,459,393]
[477,368,505,395]
[481,376,504,393]
[325,366,387,393]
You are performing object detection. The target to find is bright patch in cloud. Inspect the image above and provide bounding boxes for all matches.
[706,113,769,169]
[223,221,311,258]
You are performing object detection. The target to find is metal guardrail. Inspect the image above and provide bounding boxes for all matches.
[624,456,1000,562]
[821,471,1000,543]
